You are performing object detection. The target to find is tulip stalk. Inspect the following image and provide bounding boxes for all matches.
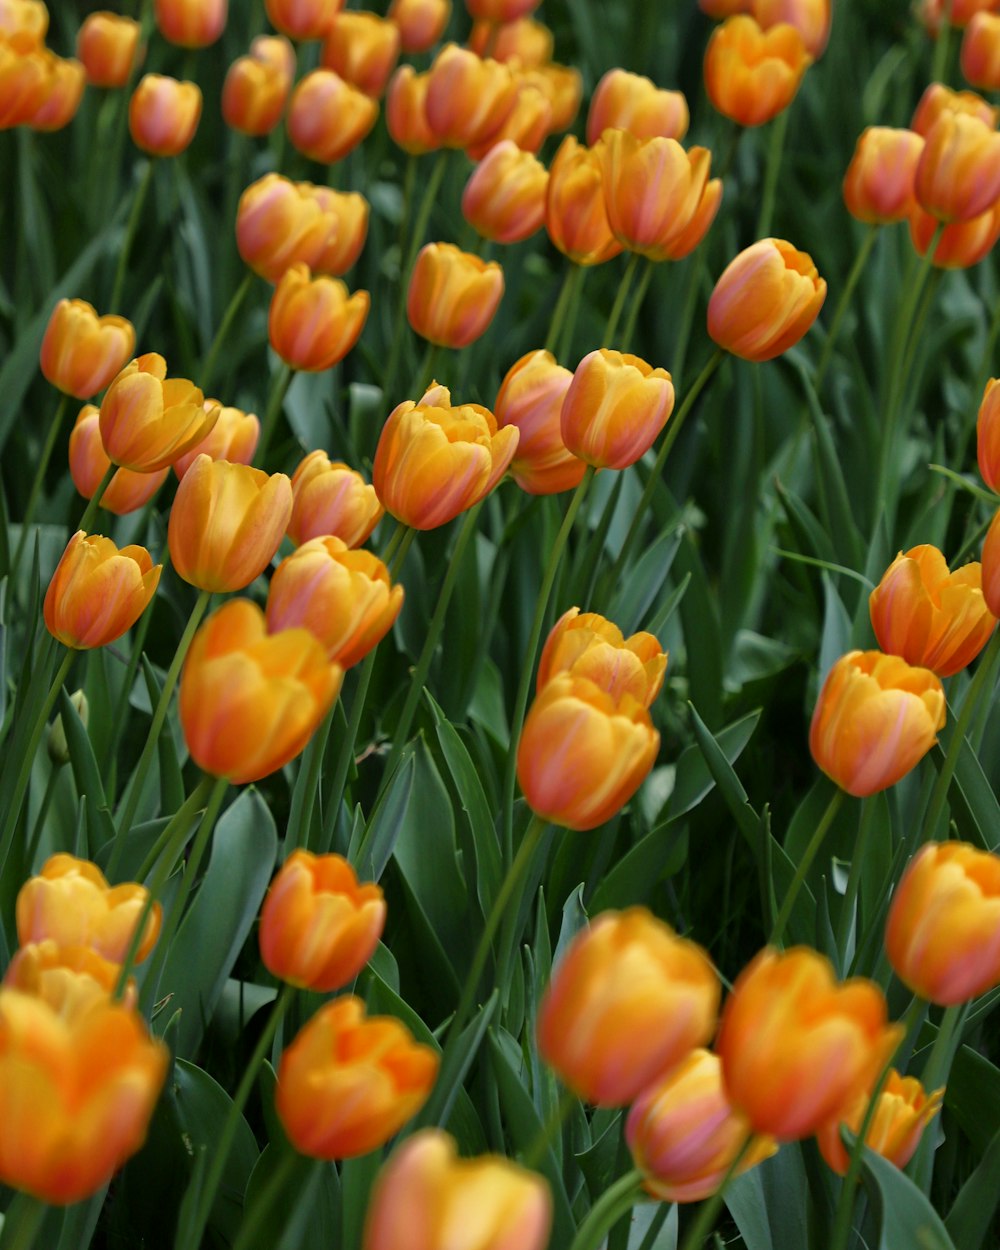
[567,1169,645,1250]
[11,394,70,579]
[814,225,878,390]
[603,252,643,347]
[769,787,845,946]
[756,108,790,238]
[76,462,118,535]
[620,260,656,355]
[201,271,255,392]
[676,1135,756,1250]
[257,362,295,466]
[909,1002,965,1192]
[544,264,583,357]
[110,158,156,311]
[835,796,879,971]
[0,1193,47,1250]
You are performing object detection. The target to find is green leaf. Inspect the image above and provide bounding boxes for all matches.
[349,747,415,881]
[860,1145,956,1249]
[416,990,499,1130]
[665,708,761,823]
[946,1046,1000,1153]
[688,703,761,854]
[56,688,115,852]
[945,1123,1000,1250]
[589,821,687,913]
[726,1145,810,1250]
[434,712,502,916]
[608,525,684,636]
[141,656,185,818]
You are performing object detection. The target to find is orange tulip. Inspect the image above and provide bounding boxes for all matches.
[222,51,291,136]
[0,987,167,1204]
[268,263,370,371]
[309,186,369,275]
[321,11,400,97]
[99,352,219,472]
[962,13,1000,90]
[386,64,438,154]
[537,908,719,1106]
[129,74,201,156]
[517,673,660,831]
[463,141,548,244]
[538,607,666,705]
[287,69,379,164]
[560,349,675,471]
[467,0,539,20]
[388,0,450,52]
[4,940,132,1008]
[494,349,584,495]
[587,69,689,145]
[816,1070,943,1177]
[751,0,830,57]
[626,1050,777,1202]
[16,854,161,965]
[40,299,135,400]
[373,384,518,529]
[0,36,53,128]
[914,111,1000,222]
[260,851,386,991]
[29,56,85,131]
[536,62,582,133]
[364,1130,552,1250]
[886,841,1000,1005]
[265,0,341,41]
[236,174,345,282]
[545,135,624,266]
[154,0,226,47]
[179,599,342,785]
[173,403,260,479]
[468,17,553,66]
[44,532,161,650]
[704,15,811,127]
[869,545,996,677]
[911,81,998,136]
[424,44,516,149]
[598,130,722,261]
[909,198,1000,266]
[979,378,1000,490]
[717,946,903,1140]
[465,75,551,161]
[0,0,46,51]
[276,995,439,1158]
[809,650,945,797]
[69,404,168,515]
[76,12,142,88]
[407,243,504,348]
[707,238,827,361]
[843,127,925,225]
[920,0,999,32]
[250,32,297,79]
[699,0,752,14]
[168,455,292,593]
[288,450,383,547]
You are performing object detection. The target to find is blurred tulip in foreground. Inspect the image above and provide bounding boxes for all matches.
[4,940,124,1006]
[538,607,666,705]
[44,532,161,650]
[545,135,623,266]
[962,12,1000,90]
[129,73,201,156]
[388,0,449,51]
[704,15,811,127]
[29,56,85,131]
[909,198,1000,266]
[287,69,379,163]
[173,403,260,479]
[0,37,53,128]
[0,0,46,51]
[288,451,383,547]
[816,1070,943,1176]
[463,141,548,244]
[751,0,830,57]
[222,50,291,135]
[979,378,1000,491]
[468,17,553,66]
[494,349,584,494]
[40,299,135,400]
[561,349,674,471]
[69,405,167,515]
[154,0,226,47]
[843,127,925,225]
[76,12,142,88]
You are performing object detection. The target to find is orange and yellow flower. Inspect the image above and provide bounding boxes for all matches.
[40,299,135,400]
[816,1070,943,1176]
[44,532,161,650]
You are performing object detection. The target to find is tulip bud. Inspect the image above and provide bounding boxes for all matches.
[538,607,667,705]
[962,12,1000,89]
[751,0,831,57]
[843,127,925,225]
[388,0,450,53]
[704,15,812,127]
[47,690,89,766]
[386,64,438,154]
[869,545,996,677]
[909,198,1000,267]
[237,173,345,282]
[468,17,553,66]
[266,0,341,41]
[129,74,201,156]
[69,405,168,515]
[173,403,260,479]
[154,0,227,47]
[537,908,719,1105]
[911,81,998,136]
[545,135,623,266]
[0,36,53,127]
[494,349,584,495]
[587,69,689,145]
[44,532,161,650]
[0,0,46,51]
[915,111,1000,222]
[40,300,135,400]
[288,451,383,547]
[707,238,827,361]
[717,946,903,1140]
[269,264,370,371]
[287,69,379,164]
[321,11,401,97]
[276,996,439,1158]
[222,52,291,136]
[561,349,675,471]
[364,1130,552,1250]
[29,56,85,131]
[462,141,548,244]
[627,1050,777,1202]
[180,599,343,785]
[816,1070,943,1176]
[886,842,1000,1005]
[76,12,142,89]
[536,61,582,132]
[407,243,504,348]
[424,43,517,149]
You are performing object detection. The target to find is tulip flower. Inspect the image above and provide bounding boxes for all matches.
[843,127,925,225]
[909,198,1000,267]
[0,987,168,1204]
[222,51,291,136]
[751,0,831,57]
[260,851,386,991]
[288,451,383,547]
[537,908,719,1105]
[44,532,161,650]
[265,0,340,41]
[99,353,219,473]
[69,405,168,515]
[276,995,439,1158]
[309,187,369,275]
[29,56,85,131]
[466,0,540,20]
[886,841,1000,1005]
[250,32,297,79]
[587,69,688,145]
[545,135,623,266]
[0,37,53,128]
[128,74,201,156]
[979,379,1000,491]
[16,854,161,965]
[816,1070,943,1176]
[704,15,811,127]
[464,78,551,163]
[407,243,504,348]
[423,45,517,149]
[538,607,667,705]
[962,13,1000,90]
[179,599,342,785]
[40,299,135,400]
[321,11,401,97]
[372,385,518,529]
[626,1050,777,1202]
[699,0,752,13]
[869,545,996,677]
[921,0,999,31]
[269,264,370,371]
[364,1130,552,1250]
[388,0,450,53]
[386,65,438,155]
[915,111,1000,222]
[560,349,674,471]
[462,141,548,244]
[76,12,142,88]
[911,81,998,136]
[287,69,379,164]
[536,61,582,133]
[236,174,343,282]
[717,946,903,1140]
[468,17,553,66]
[0,0,46,50]
[267,537,404,667]
[154,0,226,47]
[708,238,827,362]
[173,403,260,479]
[494,349,584,495]
[4,940,127,1006]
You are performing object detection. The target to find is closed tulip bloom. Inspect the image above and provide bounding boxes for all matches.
[536,61,582,133]
[538,607,667,705]
[180,599,342,784]
[0,0,46,50]
[287,69,379,163]
[17,853,161,965]
[251,32,297,78]
[288,450,383,547]
[154,0,226,47]
[921,0,999,31]
[386,64,438,154]
[816,1070,944,1176]
[0,36,53,127]
[129,74,201,156]
[494,349,584,495]
[699,0,752,13]
[717,946,903,1140]
[44,532,161,650]
[909,197,1000,266]
[561,349,674,471]
[843,127,925,225]
[537,908,719,1105]
[467,0,539,19]
[914,111,1000,222]
[869,545,996,677]
[809,651,945,797]
[267,537,404,667]
[173,403,260,479]
[40,299,135,400]
[309,186,369,275]
[704,15,811,127]
[322,12,400,97]
[407,243,504,348]
[466,77,550,161]
[425,44,517,149]
[587,69,689,145]
[546,135,623,265]
[276,995,439,1158]
[886,842,1000,1004]
[627,1050,777,1202]
[962,13,1000,89]
[69,405,167,515]
[373,386,518,529]
[751,0,830,56]
[518,673,660,831]
[29,56,85,131]
[222,53,291,136]
[269,264,370,371]
[169,455,292,592]
[388,0,450,53]
[364,1130,552,1250]
[99,352,219,472]
[708,238,827,361]
[911,81,998,136]
[261,851,385,991]
[76,12,142,88]
[979,378,1000,490]
[266,0,341,41]
[236,173,341,282]
[463,141,548,244]
[468,17,553,66]
[4,941,129,1007]
[0,988,168,1204]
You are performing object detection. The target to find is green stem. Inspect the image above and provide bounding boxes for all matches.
[201,272,254,393]
[413,341,441,398]
[930,0,953,84]
[0,1193,47,1250]
[756,108,790,237]
[287,701,337,856]
[568,1170,645,1250]
[835,796,878,970]
[115,589,212,842]
[620,259,655,355]
[133,772,215,883]
[232,1154,308,1250]
[558,266,587,363]
[76,462,117,535]
[815,226,878,389]
[523,1087,575,1169]
[908,1002,966,1192]
[770,787,845,946]
[544,265,579,357]
[256,363,294,467]
[404,151,449,278]
[672,251,706,388]
[678,1135,755,1250]
[603,252,641,348]
[110,158,156,311]
[12,394,70,578]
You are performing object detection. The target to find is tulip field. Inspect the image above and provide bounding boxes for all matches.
[7,0,1000,1246]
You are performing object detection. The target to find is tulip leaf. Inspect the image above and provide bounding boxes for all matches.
[141,656,185,818]
[819,573,853,687]
[931,725,1000,851]
[628,1202,678,1250]
[688,702,761,853]
[859,1144,956,1250]
[945,1123,1000,1249]
[241,1147,337,1249]
[677,538,724,729]
[608,524,684,637]
[349,746,415,881]
[588,821,688,913]
[416,990,499,1132]
[664,707,762,824]
[56,688,115,853]
[434,710,502,915]
[775,479,838,565]
[726,1145,810,1250]
[945,1047,1000,1154]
